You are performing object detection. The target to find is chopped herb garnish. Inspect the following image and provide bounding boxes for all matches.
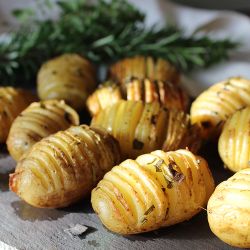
[141,217,148,225]
[154,159,164,172]
[144,205,155,215]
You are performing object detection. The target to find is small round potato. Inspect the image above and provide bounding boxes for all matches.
[218,106,250,172]
[92,149,215,234]
[109,56,180,89]
[7,100,79,161]
[207,168,250,248]
[37,53,96,110]
[9,125,121,208]
[87,78,188,116]
[191,77,250,140]
[0,87,36,143]
[91,100,201,159]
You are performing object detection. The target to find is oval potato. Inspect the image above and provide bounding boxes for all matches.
[92,149,215,234]
[9,125,120,208]
[207,168,250,248]
[7,100,79,161]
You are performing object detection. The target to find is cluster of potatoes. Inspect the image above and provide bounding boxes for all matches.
[1,53,250,248]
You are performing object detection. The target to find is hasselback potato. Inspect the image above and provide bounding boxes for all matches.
[207,168,250,248]
[0,87,36,143]
[91,100,201,159]
[109,56,180,89]
[7,100,79,161]
[190,77,250,140]
[37,54,96,110]
[92,149,215,234]
[218,106,250,172]
[9,125,120,208]
[87,78,188,116]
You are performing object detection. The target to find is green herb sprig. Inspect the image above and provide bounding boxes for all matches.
[0,0,237,87]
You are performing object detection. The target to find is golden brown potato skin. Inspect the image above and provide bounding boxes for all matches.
[0,87,36,143]
[87,78,189,116]
[190,77,250,140]
[7,100,79,161]
[92,149,215,234]
[91,100,201,159]
[109,56,180,88]
[207,168,250,248]
[9,125,121,208]
[37,54,96,110]
[218,106,250,172]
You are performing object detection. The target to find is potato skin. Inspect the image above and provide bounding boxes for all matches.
[37,54,96,110]
[7,100,79,161]
[190,77,250,140]
[87,78,188,116]
[207,168,250,248]
[9,125,120,208]
[109,56,180,88]
[91,149,215,234]
[91,100,201,159]
[218,106,250,172]
[0,87,36,143]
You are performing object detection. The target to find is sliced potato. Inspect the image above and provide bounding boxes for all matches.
[207,168,250,248]
[190,77,250,140]
[87,78,188,116]
[91,100,201,159]
[92,149,215,234]
[7,100,79,161]
[218,106,250,172]
[0,87,36,143]
[9,125,120,208]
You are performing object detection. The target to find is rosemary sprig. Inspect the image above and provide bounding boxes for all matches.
[0,0,237,87]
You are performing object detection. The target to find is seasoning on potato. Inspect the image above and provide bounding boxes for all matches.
[207,168,250,248]
[92,149,215,234]
[109,56,180,89]
[0,87,36,143]
[37,53,96,110]
[7,100,79,161]
[9,125,121,208]
[218,106,250,172]
[190,77,250,140]
[91,100,201,159]
[87,78,189,116]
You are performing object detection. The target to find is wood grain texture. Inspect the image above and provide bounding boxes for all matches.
[0,144,238,250]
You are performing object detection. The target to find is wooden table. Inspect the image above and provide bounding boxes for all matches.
[0,143,239,250]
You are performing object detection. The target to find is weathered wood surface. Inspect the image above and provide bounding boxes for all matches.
[0,144,238,250]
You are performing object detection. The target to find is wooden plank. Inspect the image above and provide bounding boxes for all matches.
[0,145,237,250]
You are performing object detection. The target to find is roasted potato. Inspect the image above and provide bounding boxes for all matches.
[109,56,180,89]
[9,125,120,208]
[0,87,36,143]
[92,149,215,234]
[7,100,79,161]
[218,106,250,172]
[207,168,250,248]
[91,100,201,159]
[87,78,189,116]
[37,54,96,110]
[190,77,250,140]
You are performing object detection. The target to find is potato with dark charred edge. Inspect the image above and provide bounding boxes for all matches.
[87,78,189,116]
[109,56,180,89]
[7,100,79,161]
[207,168,250,248]
[190,77,250,140]
[92,149,215,234]
[91,100,201,159]
[37,54,96,110]
[0,87,36,143]
[218,106,250,173]
[9,125,121,208]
